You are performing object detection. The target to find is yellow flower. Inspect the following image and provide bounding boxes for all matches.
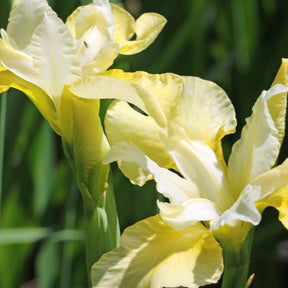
[91,59,288,287]
[0,0,166,185]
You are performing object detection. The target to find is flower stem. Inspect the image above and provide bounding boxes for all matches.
[221,228,255,288]
[62,139,120,287]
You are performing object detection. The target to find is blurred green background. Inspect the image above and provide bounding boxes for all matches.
[1,0,288,287]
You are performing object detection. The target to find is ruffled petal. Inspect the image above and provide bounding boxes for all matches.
[91,215,223,288]
[66,5,119,73]
[158,199,220,231]
[176,76,236,146]
[162,129,233,212]
[105,100,174,184]
[114,9,167,55]
[228,84,288,198]
[103,69,183,122]
[6,0,51,52]
[103,142,199,202]
[29,10,80,110]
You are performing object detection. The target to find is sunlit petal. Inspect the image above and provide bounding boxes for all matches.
[176,76,236,145]
[67,74,167,127]
[29,10,80,110]
[103,69,183,122]
[250,158,288,200]
[228,84,288,197]
[111,3,135,42]
[158,199,220,231]
[61,88,109,184]
[103,142,199,202]
[257,185,288,229]
[117,12,167,55]
[66,5,119,73]
[0,36,35,85]
[270,58,288,144]
[6,0,51,52]
[0,69,60,134]
[105,100,174,184]
[163,129,233,211]
[210,185,262,231]
[92,215,223,288]
[93,0,114,39]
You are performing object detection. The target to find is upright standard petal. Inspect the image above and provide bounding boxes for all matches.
[29,10,80,110]
[227,84,288,198]
[93,0,114,39]
[66,4,119,74]
[116,12,167,55]
[176,77,236,146]
[6,0,51,52]
[91,215,223,288]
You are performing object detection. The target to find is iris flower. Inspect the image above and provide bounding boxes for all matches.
[91,60,288,287]
[0,0,172,275]
[0,0,167,186]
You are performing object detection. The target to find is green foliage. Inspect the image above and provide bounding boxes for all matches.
[1,0,288,287]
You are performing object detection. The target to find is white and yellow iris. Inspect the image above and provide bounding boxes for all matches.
[91,59,288,287]
[0,0,167,185]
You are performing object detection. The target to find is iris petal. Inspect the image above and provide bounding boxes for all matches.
[92,215,223,288]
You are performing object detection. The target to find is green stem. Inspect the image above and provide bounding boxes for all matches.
[61,139,120,287]
[221,228,255,288]
[83,177,120,287]
[0,92,7,224]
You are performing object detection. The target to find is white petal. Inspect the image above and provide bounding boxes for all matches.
[104,142,199,203]
[163,129,233,212]
[93,0,114,39]
[29,11,80,109]
[158,199,220,231]
[228,84,288,197]
[210,185,262,231]
[6,0,51,52]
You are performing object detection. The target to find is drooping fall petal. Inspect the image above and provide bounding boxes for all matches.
[67,74,168,127]
[91,215,223,288]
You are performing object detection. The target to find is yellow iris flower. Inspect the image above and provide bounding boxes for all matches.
[91,59,288,287]
[0,0,166,186]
